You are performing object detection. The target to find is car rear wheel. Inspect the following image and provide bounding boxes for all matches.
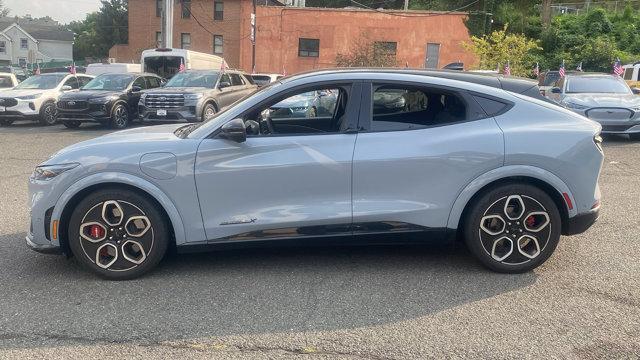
[0,119,13,126]
[629,133,640,141]
[110,104,129,129]
[67,188,169,280]
[62,120,81,129]
[201,103,216,122]
[463,183,561,273]
[39,102,57,126]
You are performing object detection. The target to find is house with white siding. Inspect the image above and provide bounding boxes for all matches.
[0,17,73,67]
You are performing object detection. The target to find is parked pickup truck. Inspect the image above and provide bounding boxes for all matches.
[138,70,257,123]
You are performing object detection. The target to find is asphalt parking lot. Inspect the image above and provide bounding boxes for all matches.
[0,121,639,359]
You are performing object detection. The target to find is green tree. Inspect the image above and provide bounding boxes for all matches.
[463,26,541,76]
[336,33,398,67]
[67,0,128,60]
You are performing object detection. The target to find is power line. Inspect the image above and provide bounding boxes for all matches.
[348,0,481,17]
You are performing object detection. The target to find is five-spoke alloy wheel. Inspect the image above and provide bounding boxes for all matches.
[68,188,168,280]
[464,183,561,273]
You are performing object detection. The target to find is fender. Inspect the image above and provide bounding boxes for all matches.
[109,99,128,116]
[446,165,577,229]
[51,172,187,246]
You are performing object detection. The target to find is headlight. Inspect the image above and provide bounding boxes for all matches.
[564,102,588,110]
[89,96,118,104]
[31,163,79,181]
[184,93,203,101]
[16,93,42,100]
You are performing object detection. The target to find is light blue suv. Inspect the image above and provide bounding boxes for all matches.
[27,69,604,279]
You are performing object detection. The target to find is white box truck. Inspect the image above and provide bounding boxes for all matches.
[85,63,142,76]
[141,48,228,79]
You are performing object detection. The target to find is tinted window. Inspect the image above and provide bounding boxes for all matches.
[229,73,244,86]
[15,74,66,89]
[132,77,147,90]
[623,68,634,80]
[542,72,560,86]
[473,96,509,116]
[298,38,319,57]
[79,76,93,87]
[371,85,469,131]
[565,76,631,94]
[165,72,219,88]
[252,75,271,86]
[147,76,161,88]
[83,74,133,90]
[219,73,231,85]
[0,75,13,88]
[64,77,79,90]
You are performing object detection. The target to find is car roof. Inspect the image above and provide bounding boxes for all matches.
[564,72,617,78]
[94,72,160,77]
[281,68,541,97]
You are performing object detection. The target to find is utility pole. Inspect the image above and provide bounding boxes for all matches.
[541,0,552,27]
[162,0,174,48]
[404,0,409,11]
[251,0,256,72]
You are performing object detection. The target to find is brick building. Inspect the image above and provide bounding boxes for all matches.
[110,0,475,74]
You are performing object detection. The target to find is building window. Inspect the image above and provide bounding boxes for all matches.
[0,41,5,53]
[20,38,28,49]
[181,0,191,18]
[298,38,319,57]
[156,0,163,17]
[156,31,162,47]
[214,1,224,20]
[181,33,191,49]
[213,35,223,55]
[374,41,397,56]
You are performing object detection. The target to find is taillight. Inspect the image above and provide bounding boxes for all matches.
[593,133,603,152]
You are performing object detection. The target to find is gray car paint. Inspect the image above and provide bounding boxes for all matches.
[27,70,603,254]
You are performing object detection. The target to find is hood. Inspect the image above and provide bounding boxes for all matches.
[0,88,52,97]
[45,124,186,165]
[61,90,122,100]
[564,93,640,108]
[146,87,211,94]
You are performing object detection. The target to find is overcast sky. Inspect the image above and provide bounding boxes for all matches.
[3,0,102,24]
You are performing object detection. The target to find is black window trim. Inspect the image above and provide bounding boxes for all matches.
[209,80,362,139]
[298,38,320,58]
[357,80,500,133]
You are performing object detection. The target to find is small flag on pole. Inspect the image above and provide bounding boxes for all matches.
[219,60,227,73]
[613,58,624,76]
[533,62,539,77]
[503,61,511,76]
[35,63,41,75]
[69,62,76,75]
[559,60,565,78]
[282,64,287,77]
[576,61,583,72]
[179,58,186,72]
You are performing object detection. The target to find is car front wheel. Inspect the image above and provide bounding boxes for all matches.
[201,103,216,122]
[67,188,169,280]
[39,102,57,126]
[464,183,561,273]
[110,104,129,129]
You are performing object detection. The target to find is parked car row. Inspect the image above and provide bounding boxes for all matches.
[541,71,640,140]
[0,69,261,129]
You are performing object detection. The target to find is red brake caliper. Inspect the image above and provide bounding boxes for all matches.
[90,225,105,239]
[525,215,535,228]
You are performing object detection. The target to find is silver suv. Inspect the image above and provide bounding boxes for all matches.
[138,70,256,123]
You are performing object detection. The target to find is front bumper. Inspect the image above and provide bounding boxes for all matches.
[26,233,62,254]
[563,208,600,235]
[569,108,640,134]
[139,104,200,122]
[0,100,40,119]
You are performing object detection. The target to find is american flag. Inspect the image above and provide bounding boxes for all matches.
[34,63,41,75]
[69,62,76,75]
[533,62,539,77]
[219,60,227,73]
[503,61,511,76]
[179,58,185,72]
[613,58,624,76]
[559,60,565,78]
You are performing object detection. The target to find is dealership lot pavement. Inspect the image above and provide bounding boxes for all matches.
[0,122,639,359]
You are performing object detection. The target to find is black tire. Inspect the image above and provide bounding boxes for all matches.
[38,102,57,126]
[629,133,640,141]
[110,103,129,129]
[201,103,217,122]
[0,119,13,126]
[62,120,81,129]
[67,188,169,280]
[463,183,562,273]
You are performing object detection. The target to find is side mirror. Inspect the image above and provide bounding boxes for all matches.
[631,87,640,95]
[61,85,73,91]
[550,87,561,94]
[131,85,142,93]
[219,118,246,143]
[219,81,231,89]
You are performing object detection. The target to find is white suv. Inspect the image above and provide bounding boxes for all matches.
[0,72,93,126]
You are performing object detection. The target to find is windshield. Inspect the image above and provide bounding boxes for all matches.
[82,74,135,90]
[541,72,560,86]
[566,76,631,94]
[15,74,66,90]
[0,75,13,88]
[252,75,271,86]
[165,72,219,88]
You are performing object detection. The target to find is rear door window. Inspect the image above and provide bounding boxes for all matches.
[63,77,79,89]
[229,73,244,86]
[133,76,147,90]
[147,76,161,88]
